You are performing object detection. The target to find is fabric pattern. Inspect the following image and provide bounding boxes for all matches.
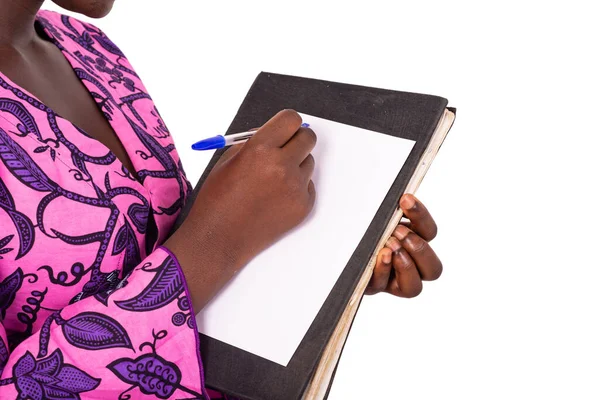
[0,10,226,399]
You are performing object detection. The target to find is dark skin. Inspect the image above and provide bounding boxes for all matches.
[365,194,442,297]
[0,0,134,175]
[0,0,442,311]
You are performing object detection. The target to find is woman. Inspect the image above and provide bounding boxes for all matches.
[0,1,443,399]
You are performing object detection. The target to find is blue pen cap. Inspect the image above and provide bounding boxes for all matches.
[191,135,226,151]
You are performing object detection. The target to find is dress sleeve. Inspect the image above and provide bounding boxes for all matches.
[0,247,207,399]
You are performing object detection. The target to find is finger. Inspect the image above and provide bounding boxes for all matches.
[283,127,317,164]
[387,248,422,298]
[392,225,442,281]
[366,248,393,295]
[385,236,401,253]
[399,194,437,241]
[215,144,242,167]
[306,180,316,208]
[248,109,303,148]
[299,154,315,182]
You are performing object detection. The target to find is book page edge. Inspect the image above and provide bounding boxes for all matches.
[301,108,456,400]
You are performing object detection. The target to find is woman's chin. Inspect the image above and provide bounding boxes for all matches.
[51,0,115,19]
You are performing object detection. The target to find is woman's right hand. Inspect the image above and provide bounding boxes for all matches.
[166,109,317,309]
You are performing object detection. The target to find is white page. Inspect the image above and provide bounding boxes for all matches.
[195,113,415,366]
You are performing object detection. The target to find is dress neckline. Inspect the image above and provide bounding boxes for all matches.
[0,11,148,193]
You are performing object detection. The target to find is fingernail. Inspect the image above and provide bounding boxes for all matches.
[386,238,401,252]
[394,225,410,241]
[382,251,392,264]
[400,195,415,210]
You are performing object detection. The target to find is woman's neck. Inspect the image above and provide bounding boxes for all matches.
[0,0,44,47]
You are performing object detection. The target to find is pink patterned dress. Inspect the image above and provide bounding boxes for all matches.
[0,10,224,400]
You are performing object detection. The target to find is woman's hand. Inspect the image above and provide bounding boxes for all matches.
[365,194,442,297]
[166,109,316,310]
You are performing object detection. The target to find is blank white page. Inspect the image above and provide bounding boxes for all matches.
[195,113,415,366]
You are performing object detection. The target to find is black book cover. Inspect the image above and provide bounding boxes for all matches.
[172,72,449,399]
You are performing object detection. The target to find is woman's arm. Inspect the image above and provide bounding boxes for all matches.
[165,109,317,311]
[0,248,205,399]
[0,109,316,399]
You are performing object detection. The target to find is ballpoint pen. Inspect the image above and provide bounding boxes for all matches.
[191,123,310,151]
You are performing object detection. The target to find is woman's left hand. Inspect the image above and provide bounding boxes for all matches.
[365,194,442,297]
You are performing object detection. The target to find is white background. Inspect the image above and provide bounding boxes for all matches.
[46,1,600,399]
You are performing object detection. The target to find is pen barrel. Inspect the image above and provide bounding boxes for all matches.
[221,123,307,147]
[224,130,258,146]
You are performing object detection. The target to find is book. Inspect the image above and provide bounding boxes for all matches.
[172,72,455,399]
